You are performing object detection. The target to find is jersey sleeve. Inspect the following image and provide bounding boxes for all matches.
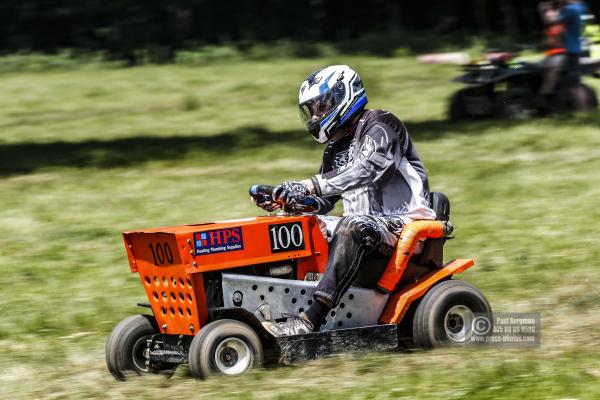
[311,123,408,197]
[311,150,341,214]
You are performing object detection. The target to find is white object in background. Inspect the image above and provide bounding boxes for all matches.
[417,52,471,65]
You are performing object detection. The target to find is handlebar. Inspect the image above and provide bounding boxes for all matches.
[249,184,318,213]
[249,184,275,198]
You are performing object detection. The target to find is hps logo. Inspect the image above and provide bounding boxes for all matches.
[193,227,244,255]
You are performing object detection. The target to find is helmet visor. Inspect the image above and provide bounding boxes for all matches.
[299,82,346,136]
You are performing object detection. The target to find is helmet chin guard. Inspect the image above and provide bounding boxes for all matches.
[298,65,368,143]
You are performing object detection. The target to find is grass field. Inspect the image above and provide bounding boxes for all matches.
[1,55,599,399]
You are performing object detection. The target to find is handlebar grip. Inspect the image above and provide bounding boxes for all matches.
[249,184,275,197]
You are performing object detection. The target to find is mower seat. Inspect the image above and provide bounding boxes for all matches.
[402,192,451,281]
[354,192,451,288]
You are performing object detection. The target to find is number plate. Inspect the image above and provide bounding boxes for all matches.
[268,222,305,253]
[148,241,175,265]
[129,233,182,268]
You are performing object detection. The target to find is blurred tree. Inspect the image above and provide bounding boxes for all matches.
[0,0,599,61]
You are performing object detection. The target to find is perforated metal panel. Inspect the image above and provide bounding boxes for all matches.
[222,273,389,331]
[139,271,201,334]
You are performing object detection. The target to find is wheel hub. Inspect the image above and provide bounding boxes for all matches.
[220,348,239,367]
[214,338,252,375]
[131,335,152,372]
[444,305,474,343]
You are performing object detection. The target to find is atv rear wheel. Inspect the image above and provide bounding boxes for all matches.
[577,83,598,110]
[558,83,599,112]
[412,280,492,348]
[188,319,263,379]
[105,314,176,380]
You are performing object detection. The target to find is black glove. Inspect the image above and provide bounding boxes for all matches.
[272,181,310,204]
[255,199,281,212]
[251,193,281,212]
[286,196,320,213]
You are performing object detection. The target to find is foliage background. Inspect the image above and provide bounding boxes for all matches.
[1,0,600,63]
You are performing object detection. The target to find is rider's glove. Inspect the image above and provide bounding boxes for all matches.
[272,181,311,204]
[251,191,281,212]
[254,198,281,212]
[287,196,321,213]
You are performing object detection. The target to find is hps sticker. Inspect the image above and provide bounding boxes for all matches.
[193,227,244,256]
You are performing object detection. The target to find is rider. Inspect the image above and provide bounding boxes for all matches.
[256,65,436,336]
[557,0,589,84]
[539,1,568,97]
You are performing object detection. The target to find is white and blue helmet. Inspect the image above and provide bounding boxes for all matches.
[299,65,368,143]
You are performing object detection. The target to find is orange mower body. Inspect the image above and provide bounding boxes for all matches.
[107,193,491,380]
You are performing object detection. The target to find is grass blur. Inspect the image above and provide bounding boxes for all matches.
[0,55,599,399]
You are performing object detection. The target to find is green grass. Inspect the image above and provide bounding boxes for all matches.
[1,55,600,399]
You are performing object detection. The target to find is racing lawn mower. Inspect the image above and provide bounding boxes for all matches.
[106,185,492,380]
[449,52,600,120]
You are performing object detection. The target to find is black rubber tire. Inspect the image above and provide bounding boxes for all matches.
[558,83,599,112]
[448,90,467,122]
[495,89,534,120]
[188,319,263,379]
[580,83,599,109]
[412,280,492,349]
[105,314,174,380]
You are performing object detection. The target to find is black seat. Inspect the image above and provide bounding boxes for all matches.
[429,192,450,221]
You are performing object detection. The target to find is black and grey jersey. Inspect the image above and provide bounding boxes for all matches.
[311,109,436,222]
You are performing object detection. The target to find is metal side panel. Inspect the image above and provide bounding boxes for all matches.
[222,273,389,332]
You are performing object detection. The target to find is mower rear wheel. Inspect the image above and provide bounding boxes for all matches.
[188,319,263,379]
[412,279,492,348]
[105,314,176,380]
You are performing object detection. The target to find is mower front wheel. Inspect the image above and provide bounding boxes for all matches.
[188,319,263,379]
[412,279,492,348]
[105,314,176,380]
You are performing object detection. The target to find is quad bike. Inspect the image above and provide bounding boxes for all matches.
[106,185,492,380]
[449,52,600,120]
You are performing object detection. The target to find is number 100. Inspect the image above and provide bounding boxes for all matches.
[269,224,303,250]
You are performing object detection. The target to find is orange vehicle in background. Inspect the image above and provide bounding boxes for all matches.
[106,185,492,379]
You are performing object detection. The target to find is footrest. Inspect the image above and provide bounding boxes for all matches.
[275,324,399,364]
